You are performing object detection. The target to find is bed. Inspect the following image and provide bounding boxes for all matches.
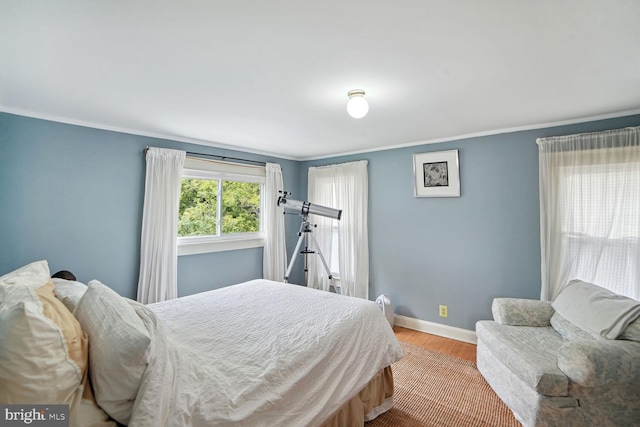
[0,260,403,427]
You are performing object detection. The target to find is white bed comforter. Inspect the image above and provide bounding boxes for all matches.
[131,279,402,427]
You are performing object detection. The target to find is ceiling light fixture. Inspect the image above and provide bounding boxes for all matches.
[347,90,369,119]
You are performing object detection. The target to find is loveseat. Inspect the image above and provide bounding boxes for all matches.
[476,280,640,426]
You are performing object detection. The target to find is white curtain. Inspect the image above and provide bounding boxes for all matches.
[263,163,287,281]
[137,147,186,304]
[307,160,369,299]
[538,126,640,301]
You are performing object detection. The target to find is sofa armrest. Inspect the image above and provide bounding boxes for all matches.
[558,340,640,387]
[491,298,554,326]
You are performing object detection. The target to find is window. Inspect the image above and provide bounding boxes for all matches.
[538,127,640,301]
[177,157,265,255]
[307,160,369,298]
[558,157,640,299]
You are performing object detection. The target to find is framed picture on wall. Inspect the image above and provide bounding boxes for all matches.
[413,150,460,197]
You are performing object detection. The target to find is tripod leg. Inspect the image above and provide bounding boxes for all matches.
[308,230,334,281]
[284,228,306,283]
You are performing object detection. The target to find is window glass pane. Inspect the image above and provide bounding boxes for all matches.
[221,181,260,234]
[559,162,640,298]
[561,164,639,238]
[178,178,218,237]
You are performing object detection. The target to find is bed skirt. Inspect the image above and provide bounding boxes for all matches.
[319,366,394,427]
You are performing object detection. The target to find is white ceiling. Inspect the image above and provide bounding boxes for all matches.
[1,1,639,160]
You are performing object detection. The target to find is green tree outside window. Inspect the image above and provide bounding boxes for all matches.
[179,178,260,237]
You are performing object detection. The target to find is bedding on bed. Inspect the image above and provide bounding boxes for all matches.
[138,279,403,427]
[2,261,401,427]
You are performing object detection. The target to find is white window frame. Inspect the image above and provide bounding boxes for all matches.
[177,157,266,256]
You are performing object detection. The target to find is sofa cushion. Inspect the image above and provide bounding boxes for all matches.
[620,317,640,342]
[492,298,554,326]
[550,312,595,341]
[476,320,569,396]
[558,339,640,386]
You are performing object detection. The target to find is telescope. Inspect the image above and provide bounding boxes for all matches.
[278,191,341,285]
[277,193,342,220]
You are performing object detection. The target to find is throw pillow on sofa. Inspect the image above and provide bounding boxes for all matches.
[552,279,640,340]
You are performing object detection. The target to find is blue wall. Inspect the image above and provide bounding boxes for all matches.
[0,113,303,298]
[301,114,640,330]
[2,112,639,330]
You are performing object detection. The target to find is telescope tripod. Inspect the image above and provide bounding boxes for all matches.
[284,215,333,286]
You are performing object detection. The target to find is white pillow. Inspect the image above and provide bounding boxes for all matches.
[74,280,152,425]
[0,281,86,403]
[0,261,115,427]
[0,259,50,288]
[52,278,88,312]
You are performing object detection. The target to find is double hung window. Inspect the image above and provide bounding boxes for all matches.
[307,160,369,298]
[538,127,640,300]
[177,157,265,255]
[556,149,640,299]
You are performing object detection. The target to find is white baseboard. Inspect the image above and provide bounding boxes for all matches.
[394,315,477,345]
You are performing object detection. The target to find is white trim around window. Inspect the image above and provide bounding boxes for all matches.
[177,233,264,255]
[177,157,266,256]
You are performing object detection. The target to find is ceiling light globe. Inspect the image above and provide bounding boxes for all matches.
[347,91,369,119]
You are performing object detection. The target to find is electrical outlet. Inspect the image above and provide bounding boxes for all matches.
[439,305,448,318]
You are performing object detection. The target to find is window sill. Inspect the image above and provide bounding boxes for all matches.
[177,235,264,256]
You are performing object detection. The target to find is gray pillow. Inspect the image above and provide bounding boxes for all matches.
[552,312,640,343]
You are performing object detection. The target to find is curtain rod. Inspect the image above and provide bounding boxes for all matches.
[143,146,267,166]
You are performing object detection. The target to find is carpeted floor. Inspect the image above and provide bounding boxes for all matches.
[367,341,521,427]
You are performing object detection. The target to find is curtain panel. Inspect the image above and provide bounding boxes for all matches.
[263,163,287,281]
[307,160,369,299]
[537,126,640,301]
[137,147,186,304]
